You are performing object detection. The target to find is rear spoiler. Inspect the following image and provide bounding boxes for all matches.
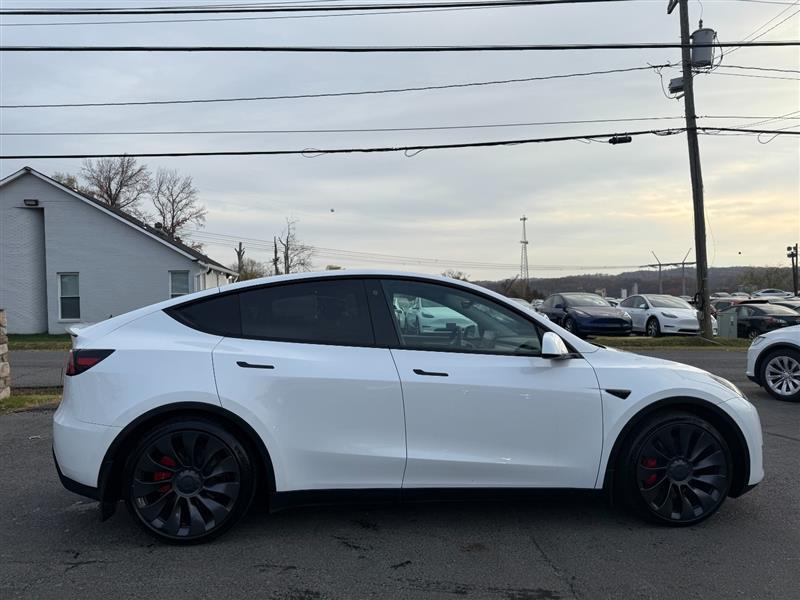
[65,324,92,347]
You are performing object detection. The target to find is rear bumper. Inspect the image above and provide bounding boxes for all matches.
[53,449,100,500]
[53,396,120,490]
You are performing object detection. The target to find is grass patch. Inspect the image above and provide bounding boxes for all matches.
[593,336,750,350]
[8,334,71,351]
[1,388,61,415]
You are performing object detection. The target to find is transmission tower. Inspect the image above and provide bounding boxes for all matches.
[520,215,530,294]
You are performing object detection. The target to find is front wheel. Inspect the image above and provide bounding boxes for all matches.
[617,412,731,526]
[124,418,256,544]
[747,329,760,341]
[760,348,800,402]
[563,317,578,335]
[646,317,661,338]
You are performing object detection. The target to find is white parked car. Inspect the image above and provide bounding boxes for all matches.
[619,294,718,337]
[746,324,800,402]
[403,296,477,334]
[54,270,763,543]
[751,289,793,298]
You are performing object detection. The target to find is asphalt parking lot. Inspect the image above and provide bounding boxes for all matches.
[1,349,798,600]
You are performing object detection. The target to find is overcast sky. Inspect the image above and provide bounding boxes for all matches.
[1,0,798,280]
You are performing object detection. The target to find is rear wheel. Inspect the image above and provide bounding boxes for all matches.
[124,418,256,544]
[617,412,731,526]
[646,317,661,338]
[760,348,800,402]
[747,329,760,341]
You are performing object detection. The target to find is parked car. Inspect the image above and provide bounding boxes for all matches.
[605,297,621,307]
[530,299,544,308]
[710,298,746,315]
[53,270,763,543]
[711,292,731,298]
[730,292,751,299]
[619,294,718,337]
[770,299,800,313]
[751,289,793,298]
[718,303,800,339]
[404,296,477,334]
[508,297,532,308]
[746,325,800,402]
[537,293,632,337]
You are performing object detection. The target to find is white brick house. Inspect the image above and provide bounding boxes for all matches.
[0,167,237,334]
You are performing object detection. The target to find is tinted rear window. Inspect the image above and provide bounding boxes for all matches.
[166,293,241,337]
[239,279,374,345]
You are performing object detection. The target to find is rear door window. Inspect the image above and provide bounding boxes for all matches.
[239,279,375,346]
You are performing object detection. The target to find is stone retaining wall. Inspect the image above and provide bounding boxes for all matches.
[0,310,9,401]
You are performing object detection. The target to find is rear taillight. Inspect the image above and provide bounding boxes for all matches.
[65,349,114,376]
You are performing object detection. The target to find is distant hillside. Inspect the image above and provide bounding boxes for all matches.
[475,266,795,300]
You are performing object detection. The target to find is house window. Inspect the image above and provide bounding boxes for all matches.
[170,271,190,298]
[58,273,80,320]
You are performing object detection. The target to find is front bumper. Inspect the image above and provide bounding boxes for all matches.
[576,321,632,336]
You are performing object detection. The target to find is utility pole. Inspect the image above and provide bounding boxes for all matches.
[519,215,530,298]
[788,243,799,296]
[235,242,245,275]
[668,0,713,338]
[272,236,280,276]
[681,247,692,296]
[651,251,663,294]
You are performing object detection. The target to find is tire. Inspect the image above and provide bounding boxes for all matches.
[563,317,578,335]
[759,347,800,402]
[616,411,731,526]
[646,317,661,338]
[747,329,760,341]
[123,418,256,544]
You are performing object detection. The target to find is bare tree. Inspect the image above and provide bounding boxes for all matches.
[52,171,91,195]
[277,219,313,274]
[441,269,470,281]
[150,168,207,237]
[230,257,269,281]
[81,156,151,213]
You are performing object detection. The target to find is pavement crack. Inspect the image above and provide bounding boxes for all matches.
[764,430,800,443]
[63,559,112,573]
[527,531,581,600]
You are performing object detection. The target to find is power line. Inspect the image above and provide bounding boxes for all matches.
[0,0,640,16]
[0,64,676,109]
[185,229,643,271]
[710,71,800,80]
[1,127,796,160]
[717,64,800,73]
[5,115,797,136]
[2,41,798,52]
[726,3,800,55]
[0,5,501,26]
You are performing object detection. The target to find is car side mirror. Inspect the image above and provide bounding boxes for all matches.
[541,332,570,359]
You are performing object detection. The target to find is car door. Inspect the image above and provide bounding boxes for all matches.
[621,296,647,331]
[541,294,565,325]
[379,278,603,489]
[212,277,406,492]
[735,305,754,338]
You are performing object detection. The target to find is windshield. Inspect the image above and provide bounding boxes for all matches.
[648,296,693,309]
[564,294,610,307]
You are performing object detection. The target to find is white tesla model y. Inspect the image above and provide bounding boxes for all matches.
[53,271,763,543]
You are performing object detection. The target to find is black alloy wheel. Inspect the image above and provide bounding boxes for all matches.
[747,329,761,341]
[563,317,577,335]
[646,318,661,338]
[125,419,255,543]
[620,412,731,525]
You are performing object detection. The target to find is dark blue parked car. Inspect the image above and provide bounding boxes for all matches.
[537,292,632,337]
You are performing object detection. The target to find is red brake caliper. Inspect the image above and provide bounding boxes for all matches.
[155,456,176,493]
[642,457,658,487]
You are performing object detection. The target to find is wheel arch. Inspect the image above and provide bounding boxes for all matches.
[97,402,276,515]
[602,397,751,499]
[754,342,800,383]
